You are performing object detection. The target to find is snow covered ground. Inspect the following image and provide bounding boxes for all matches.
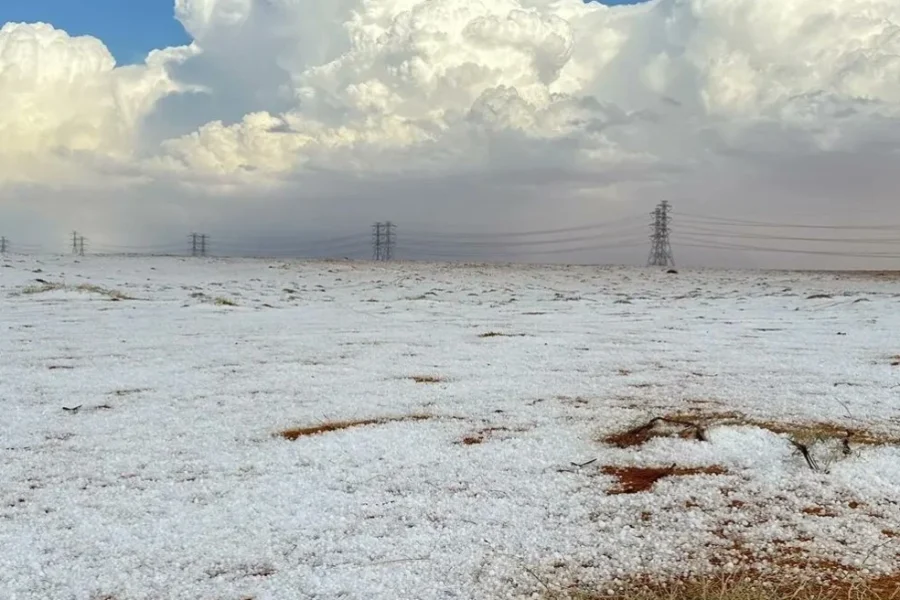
[2,255,899,600]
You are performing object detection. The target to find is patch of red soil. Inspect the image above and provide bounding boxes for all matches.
[601,464,727,494]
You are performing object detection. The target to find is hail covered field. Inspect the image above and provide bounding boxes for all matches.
[1,255,899,600]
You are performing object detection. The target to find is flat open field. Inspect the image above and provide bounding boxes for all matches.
[2,256,899,599]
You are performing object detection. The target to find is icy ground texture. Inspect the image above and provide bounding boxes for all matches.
[1,256,899,600]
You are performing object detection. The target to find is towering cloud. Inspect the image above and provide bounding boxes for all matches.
[0,22,188,184]
[5,0,900,181]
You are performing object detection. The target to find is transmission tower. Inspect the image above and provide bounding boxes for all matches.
[71,231,86,256]
[190,232,209,257]
[372,222,384,260]
[383,221,396,261]
[372,222,396,261]
[647,201,675,267]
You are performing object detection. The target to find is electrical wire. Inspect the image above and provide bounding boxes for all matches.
[5,206,898,265]
[675,212,900,231]
[398,239,645,259]
[677,225,900,245]
[673,237,900,259]
[399,214,646,240]
[400,227,648,249]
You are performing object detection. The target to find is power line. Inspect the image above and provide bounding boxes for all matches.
[673,237,900,259]
[400,226,648,249]
[8,209,898,267]
[400,239,646,260]
[675,213,900,231]
[677,225,900,245]
[407,214,645,240]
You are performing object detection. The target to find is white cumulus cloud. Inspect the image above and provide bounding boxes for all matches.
[0,22,192,184]
[151,0,900,179]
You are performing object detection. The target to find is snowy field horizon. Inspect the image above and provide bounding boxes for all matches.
[2,255,899,599]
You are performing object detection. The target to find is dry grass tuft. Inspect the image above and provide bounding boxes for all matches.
[601,465,728,495]
[602,410,900,449]
[19,282,133,300]
[279,414,433,440]
[410,375,444,383]
[19,282,66,294]
[478,331,526,338]
[745,418,900,447]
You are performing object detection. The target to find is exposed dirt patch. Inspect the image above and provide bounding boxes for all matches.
[279,414,434,440]
[601,465,728,495]
[801,505,839,517]
[565,571,900,600]
[458,426,510,446]
[603,416,713,448]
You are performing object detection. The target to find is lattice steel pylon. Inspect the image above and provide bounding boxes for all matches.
[372,222,396,261]
[383,221,395,261]
[189,232,209,257]
[647,201,675,267]
[372,222,384,260]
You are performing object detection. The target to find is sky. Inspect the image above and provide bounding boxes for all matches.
[0,1,644,64]
[1,0,900,268]
[0,0,191,65]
